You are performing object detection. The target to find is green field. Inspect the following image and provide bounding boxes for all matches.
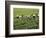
[13,8,39,30]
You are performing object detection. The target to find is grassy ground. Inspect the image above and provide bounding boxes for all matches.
[13,8,39,30]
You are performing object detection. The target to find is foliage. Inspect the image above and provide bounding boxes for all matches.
[13,16,39,29]
[13,8,39,30]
